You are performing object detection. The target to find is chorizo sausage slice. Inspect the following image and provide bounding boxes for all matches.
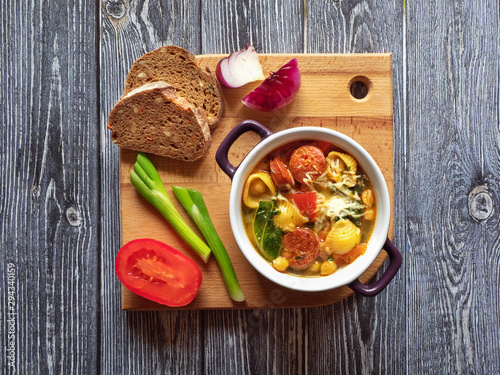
[289,145,327,183]
[281,228,320,270]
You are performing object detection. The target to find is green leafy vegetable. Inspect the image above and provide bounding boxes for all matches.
[172,186,245,302]
[252,201,283,261]
[129,153,211,263]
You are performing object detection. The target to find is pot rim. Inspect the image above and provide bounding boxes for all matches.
[228,126,391,292]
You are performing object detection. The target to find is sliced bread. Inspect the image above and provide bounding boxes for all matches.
[123,45,224,129]
[107,81,211,162]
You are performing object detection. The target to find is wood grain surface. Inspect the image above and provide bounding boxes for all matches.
[1,0,499,374]
[0,1,100,374]
[405,2,500,373]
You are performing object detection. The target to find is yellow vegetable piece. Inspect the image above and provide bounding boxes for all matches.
[272,256,289,272]
[320,259,337,276]
[309,261,321,273]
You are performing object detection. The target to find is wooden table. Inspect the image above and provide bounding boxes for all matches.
[2,1,499,374]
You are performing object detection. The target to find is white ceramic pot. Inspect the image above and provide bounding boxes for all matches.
[216,120,401,296]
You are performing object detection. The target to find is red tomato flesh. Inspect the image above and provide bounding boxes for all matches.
[115,238,202,307]
[313,140,333,154]
[289,191,317,221]
[333,243,368,265]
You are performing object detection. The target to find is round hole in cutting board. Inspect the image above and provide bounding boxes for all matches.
[349,76,372,101]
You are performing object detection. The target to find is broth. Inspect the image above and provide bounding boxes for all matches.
[241,140,376,277]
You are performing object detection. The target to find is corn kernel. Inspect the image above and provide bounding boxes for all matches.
[364,209,375,221]
[320,260,337,276]
[272,256,289,272]
[309,261,321,273]
[249,180,267,195]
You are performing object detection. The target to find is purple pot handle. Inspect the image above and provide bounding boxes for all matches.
[216,120,273,179]
[349,238,402,297]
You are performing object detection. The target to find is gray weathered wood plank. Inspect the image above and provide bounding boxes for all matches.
[201,0,305,54]
[405,1,500,373]
[306,1,406,373]
[99,1,205,374]
[0,1,99,374]
[203,309,304,374]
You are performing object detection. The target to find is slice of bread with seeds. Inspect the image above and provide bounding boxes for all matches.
[107,81,211,162]
[123,45,223,130]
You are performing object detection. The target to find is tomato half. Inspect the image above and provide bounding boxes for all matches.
[289,191,317,221]
[115,238,202,307]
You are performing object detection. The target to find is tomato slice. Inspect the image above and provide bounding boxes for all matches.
[313,140,333,154]
[115,238,202,307]
[289,191,317,221]
[333,243,367,265]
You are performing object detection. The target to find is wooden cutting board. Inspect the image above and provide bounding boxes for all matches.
[119,53,394,310]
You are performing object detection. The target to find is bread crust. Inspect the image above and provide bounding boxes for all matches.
[107,82,211,161]
[123,45,224,129]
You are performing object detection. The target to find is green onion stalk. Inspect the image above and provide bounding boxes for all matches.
[172,186,245,302]
[129,153,211,263]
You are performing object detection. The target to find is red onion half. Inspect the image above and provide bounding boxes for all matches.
[242,58,301,112]
[216,44,265,88]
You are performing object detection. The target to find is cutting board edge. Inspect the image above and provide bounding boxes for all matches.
[198,52,393,59]
[118,53,395,311]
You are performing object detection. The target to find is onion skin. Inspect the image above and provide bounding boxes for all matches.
[215,59,232,87]
[216,44,265,88]
[242,58,301,112]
